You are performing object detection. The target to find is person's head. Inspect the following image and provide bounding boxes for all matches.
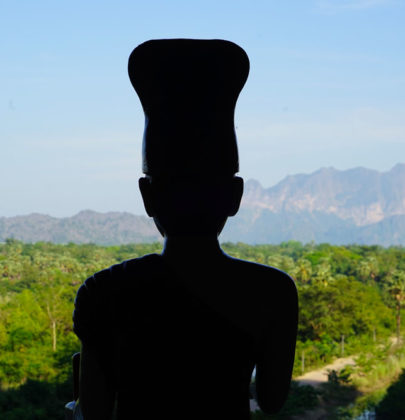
[130,39,249,239]
[139,174,243,238]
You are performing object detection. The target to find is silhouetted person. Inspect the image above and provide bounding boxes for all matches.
[72,39,298,420]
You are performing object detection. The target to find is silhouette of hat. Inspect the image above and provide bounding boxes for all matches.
[128,39,249,176]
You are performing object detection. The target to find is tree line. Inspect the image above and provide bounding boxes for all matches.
[0,239,404,419]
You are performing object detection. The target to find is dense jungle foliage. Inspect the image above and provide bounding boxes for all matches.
[0,239,405,419]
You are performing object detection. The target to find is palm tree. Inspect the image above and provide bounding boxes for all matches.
[386,270,405,341]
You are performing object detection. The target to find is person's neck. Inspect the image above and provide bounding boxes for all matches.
[161,235,224,262]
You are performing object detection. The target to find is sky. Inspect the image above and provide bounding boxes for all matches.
[1,0,404,217]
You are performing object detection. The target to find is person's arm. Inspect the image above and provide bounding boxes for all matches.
[255,274,298,414]
[78,343,115,420]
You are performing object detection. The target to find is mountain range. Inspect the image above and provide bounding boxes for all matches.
[1,164,405,246]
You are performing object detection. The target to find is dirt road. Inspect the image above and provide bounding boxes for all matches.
[295,356,356,388]
[250,356,357,413]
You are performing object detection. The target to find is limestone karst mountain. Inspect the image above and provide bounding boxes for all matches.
[1,164,404,246]
[221,163,405,245]
[240,163,405,226]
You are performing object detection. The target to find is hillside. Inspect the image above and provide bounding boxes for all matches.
[221,163,405,245]
[0,211,161,245]
[1,164,405,246]
[239,163,405,226]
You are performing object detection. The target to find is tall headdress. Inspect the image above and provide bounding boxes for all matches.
[128,39,249,176]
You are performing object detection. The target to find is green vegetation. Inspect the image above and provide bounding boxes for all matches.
[376,368,405,419]
[251,381,320,419]
[0,239,405,418]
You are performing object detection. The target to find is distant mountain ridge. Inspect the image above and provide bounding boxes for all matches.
[0,211,160,245]
[240,163,405,226]
[221,163,405,246]
[1,164,405,246]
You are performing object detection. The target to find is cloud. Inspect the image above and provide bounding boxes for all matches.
[316,0,391,13]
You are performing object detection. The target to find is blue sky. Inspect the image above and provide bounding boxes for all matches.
[1,0,404,217]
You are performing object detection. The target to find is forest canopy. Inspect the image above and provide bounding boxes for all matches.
[0,239,404,419]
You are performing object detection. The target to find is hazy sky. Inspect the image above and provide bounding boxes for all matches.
[1,0,404,217]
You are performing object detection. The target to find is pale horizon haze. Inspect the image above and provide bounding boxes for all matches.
[1,0,404,217]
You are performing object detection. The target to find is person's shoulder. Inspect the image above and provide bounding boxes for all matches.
[77,253,161,296]
[221,255,297,325]
[224,255,297,295]
[120,253,162,275]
